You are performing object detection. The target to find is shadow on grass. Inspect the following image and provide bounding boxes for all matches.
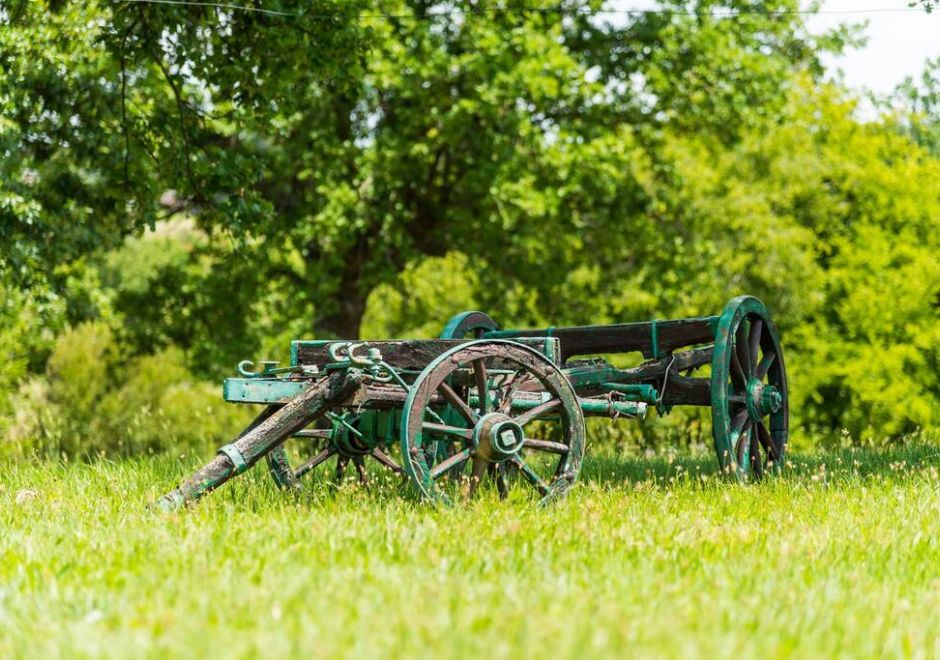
[128,442,940,508]
[579,443,940,489]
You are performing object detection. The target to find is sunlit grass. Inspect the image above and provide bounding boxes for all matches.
[2,445,940,658]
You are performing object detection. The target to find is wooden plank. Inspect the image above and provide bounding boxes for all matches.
[564,345,714,396]
[155,370,366,510]
[292,337,560,370]
[487,316,718,361]
[658,375,711,406]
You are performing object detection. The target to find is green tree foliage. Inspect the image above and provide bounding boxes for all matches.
[0,1,937,451]
[2,0,836,336]
[895,57,940,156]
[2,321,251,458]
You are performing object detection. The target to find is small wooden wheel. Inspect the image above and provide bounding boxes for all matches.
[711,296,789,478]
[266,412,402,490]
[401,340,585,505]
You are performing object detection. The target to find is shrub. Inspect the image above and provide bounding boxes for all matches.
[1,324,251,459]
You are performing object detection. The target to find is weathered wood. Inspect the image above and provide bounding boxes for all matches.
[155,371,365,510]
[344,382,444,409]
[618,345,714,381]
[561,345,713,396]
[658,375,711,406]
[487,316,718,361]
[292,337,560,370]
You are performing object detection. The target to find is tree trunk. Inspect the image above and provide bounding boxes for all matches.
[313,227,372,339]
[317,286,367,339]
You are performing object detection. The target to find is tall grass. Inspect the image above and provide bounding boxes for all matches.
[2,446,940,658]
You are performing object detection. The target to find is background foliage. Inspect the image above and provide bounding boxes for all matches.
[0,0,937,457]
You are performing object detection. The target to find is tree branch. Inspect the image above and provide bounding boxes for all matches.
[150,38,201,201]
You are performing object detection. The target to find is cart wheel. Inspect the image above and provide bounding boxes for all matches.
[266,413,402,490]
[440,310,500,339]
[401,340,585,505]
[711,296,789,479]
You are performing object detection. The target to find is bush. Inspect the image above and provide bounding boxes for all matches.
[0,323,251,459]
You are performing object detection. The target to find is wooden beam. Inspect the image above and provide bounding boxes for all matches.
[487,316,718,361]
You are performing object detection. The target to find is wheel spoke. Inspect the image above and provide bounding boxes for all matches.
[730,349,748,392]
[493,463,509,500]
[731,408,749,436]
[735,421,750,467]
[513,398,561,426]
[749,422,763,478]
[473,359,489,415]
[334,455,349,482]
[749,319,763,369]
[430,448,472,480]
[421,422,473,440]
[735,322,751,377]
[465,456,489,499]
[353,456,368,485]
[727,394,746,404]
[522,438,569,454]
[370,447,402,474]
[755,351,776,381]
[438,382,479,424]
[754,419,778,462]
[509,456,550,497]
[292,429,333,439]
[294,447,336,479]
[498,371,530,414]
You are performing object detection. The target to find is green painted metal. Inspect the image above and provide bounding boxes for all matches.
[650,319,660,359]
[440,311,500,339]
[562,360,628,388]
[265,408,405,490]
[471,412,525,462]
[575,398,647,418]
[599,383,660,403]
[223,377,309,404]
[217,443,248,474]
[236,360,304,377]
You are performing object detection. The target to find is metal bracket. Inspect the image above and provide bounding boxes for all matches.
[217,443,248,474]
[650,319,660,359]
[324,342,410,390]
[237,360,318,378]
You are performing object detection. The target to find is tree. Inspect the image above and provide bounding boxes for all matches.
[1,0,837,341]
[0,0,369,300]
[895,57,940,156]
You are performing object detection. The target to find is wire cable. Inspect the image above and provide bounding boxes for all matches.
[113,0,927,21]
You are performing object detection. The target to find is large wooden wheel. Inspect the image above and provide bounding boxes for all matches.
[710,296,789,479]
[401,340,585,505]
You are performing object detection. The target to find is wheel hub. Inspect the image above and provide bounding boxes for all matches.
[332,417,372,457]
[472,412,525,462]
[746,379,782,420]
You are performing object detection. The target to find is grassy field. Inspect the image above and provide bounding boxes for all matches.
[3,445,940,659]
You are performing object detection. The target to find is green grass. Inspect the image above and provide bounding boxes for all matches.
[3,446,940,658]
